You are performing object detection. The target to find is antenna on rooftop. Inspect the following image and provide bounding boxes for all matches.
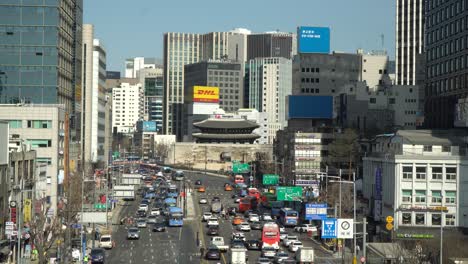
[380,34,385,49]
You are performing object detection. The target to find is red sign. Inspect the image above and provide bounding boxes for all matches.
[10,208,17,224]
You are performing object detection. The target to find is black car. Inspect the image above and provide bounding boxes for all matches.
[212,196,221,202]
[231,194,239,199]
[246,239,261,250]
[251,221,262,230]
[195,180,202,185]
[207,226,219,236]
[152,222,166,232]
[230,239,246,249]
[90,248,106,264]
[136,210,146,218]
[205,247,221,260]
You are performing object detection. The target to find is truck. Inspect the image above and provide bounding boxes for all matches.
[211,200,222,214]
[113,185,135,201]
[210,236,229,252]
[121,174,141,185]
[230,247,248,264]
[295,247,314,264]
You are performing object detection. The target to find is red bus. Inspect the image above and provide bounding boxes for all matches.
[248,188,261,200]
[234,175,244,184]
[238,196,258,213]
[262,222,280,249]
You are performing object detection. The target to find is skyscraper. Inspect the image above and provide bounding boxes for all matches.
[247,32,295,61]
[395,0,425,85]
[81,24,107,163]
[140,67,164,132]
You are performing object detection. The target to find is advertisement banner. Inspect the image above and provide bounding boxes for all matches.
[142,121,157,132]
[193,86,219,103]
[23,199,32,223]
[297,26,331,54]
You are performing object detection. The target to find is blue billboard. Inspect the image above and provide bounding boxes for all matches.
[297,26,330,54]
[288,96,333,119]
[137,121,157,132]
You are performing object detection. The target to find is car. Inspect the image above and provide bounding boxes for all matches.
[243,210,254,217]
[294,224,317,233]
[90,248,106,264]
[195,180,202,185]
[227,207,237,216]
[212,196,221,202]
[231,194,239,199]
[147,215,158,224]
[136,219,147,228]
[198,186,206,192]
[231,232,246,242]
[279,230,288,240]
[150,208,161,216]
[261,246,276,258]
[249,214,260,222]
[202,212,213,222]
[141,199,150,205]
[207,217,219,226]
[207,226,219,236]
[152,222,166,232]
[199,197,208,204]
[127,227,140,240]
[250,221,262,230]
[262,213,273,221]
[136,209,147,218]
[225,185,233,191]
[257,257,272,264]
[234,198,240,203]
[273,252,290,263]
[205,247,221,260]
[237,222,251,231]
[282,235,298,247]
[288,241,303,252]
[246,239,261,250]
[138,204,149,211]
[231,239,246,249]
[98,235,113,249]
[232,216,244,225]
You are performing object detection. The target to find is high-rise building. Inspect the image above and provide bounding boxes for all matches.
[247,32,295,61]
[82,24,107,163]
[249,57,292,143]
[140,68,164,131]
[425,0,467,128]
[395,0,425,85]
[124,57,160,78]
[112,82,144,133]
[0,1,83,115]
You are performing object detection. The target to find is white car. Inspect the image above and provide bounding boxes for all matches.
[237,222,251,231]
[199,198,208,204]
[98,235,113,249]
[282,235,298,247]
[249,214,260,222]
[262,214,273,221]
[294,224,317,233]
[288,241,303,252]
[231,232,246,241]
[279,230,288,241]
[203,212,213,222]
[138,204,149,212]
[136,219,147,228]
[261,247,276,258]
[235,198,240,203]
[150,208,161,216]
[147,215,158,224]
[207,217,219,226]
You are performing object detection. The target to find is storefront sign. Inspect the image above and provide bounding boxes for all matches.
[396,233,434,239]
[399,205,448,212]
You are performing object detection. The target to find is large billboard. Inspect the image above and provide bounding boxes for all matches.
[193,86,219,103]
[142,121,157,132]
[297,26,330,54]
[288,95,333,119]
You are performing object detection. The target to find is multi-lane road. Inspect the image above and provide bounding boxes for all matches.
[104,171,342,263]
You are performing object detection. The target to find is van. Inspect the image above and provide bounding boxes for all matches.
[99,235,114,249]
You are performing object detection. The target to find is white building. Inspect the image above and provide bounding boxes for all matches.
[125,57,159,78]
[363,130,468,229]
[112,82,144,133]
[82,24,107,163]
[249,57,292,144]
[360,50,393,91]
[231,109,268,145]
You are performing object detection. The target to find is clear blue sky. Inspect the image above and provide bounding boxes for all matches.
[84,0,395,73]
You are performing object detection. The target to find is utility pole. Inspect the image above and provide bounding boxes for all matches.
[64,113,71,262]
[363,217,367,263]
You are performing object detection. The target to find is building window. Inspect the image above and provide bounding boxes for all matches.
[27,120,52,129]
[415,166,426,180]
[442,145,451,152]
[402,166,413,179]
[446,167,457,180]
[402,190,412,203]
[370,98,376,104]
[445,191,456,204]
[446,214,455,226]
[431,191,442,203]
[415,213,425,225]
[423,145,432,152]
[389,98,395,104]
[431,214,442,225]
[431,167,443,180]
[8,120,22,128]
[36,157,52,165]
[402,213,412,225]
[415,190,426,203]
[26,139,52,148]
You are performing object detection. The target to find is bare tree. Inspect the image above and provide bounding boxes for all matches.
[154,142,170,163]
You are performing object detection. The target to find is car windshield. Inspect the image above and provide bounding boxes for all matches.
[91,249,103,255]
[129,228,138,232]
[100,237,111,242]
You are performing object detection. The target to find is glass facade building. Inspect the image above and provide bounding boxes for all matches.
[0,0,83,118]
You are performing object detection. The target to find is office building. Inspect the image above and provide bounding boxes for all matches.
[247,32,295,60]
[82,24,107,163]
[139,68,163,131]
[112,82,144,133]
[0,122,8,239]
[249,57,292,143]
[426,0,467,129]
[134,121,157,160]
[125,57,160,78]
[395,0,425,86]
[0,1,83,118]
[363,129,468,229]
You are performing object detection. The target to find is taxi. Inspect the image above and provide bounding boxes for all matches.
[198,186,206,192]
[232,216,243,225]
[224,184,232,191]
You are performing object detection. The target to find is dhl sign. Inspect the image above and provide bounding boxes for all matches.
[193,86,219,103]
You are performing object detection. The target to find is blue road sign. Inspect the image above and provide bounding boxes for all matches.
[71,224,82,229]
[321,218,337,239]
[305,203,328,220]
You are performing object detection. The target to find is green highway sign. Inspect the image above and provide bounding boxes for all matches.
[263,174,279,185]
[232,163,250,173]
[277,187,303,201]
[93,203,107,210]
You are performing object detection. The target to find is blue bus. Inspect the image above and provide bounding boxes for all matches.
[164,197,177,208]
[167,184,178,198]
[279,208,299,227]
[168,207,183,227]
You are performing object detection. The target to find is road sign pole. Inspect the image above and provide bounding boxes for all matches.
[363,217,367,263]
